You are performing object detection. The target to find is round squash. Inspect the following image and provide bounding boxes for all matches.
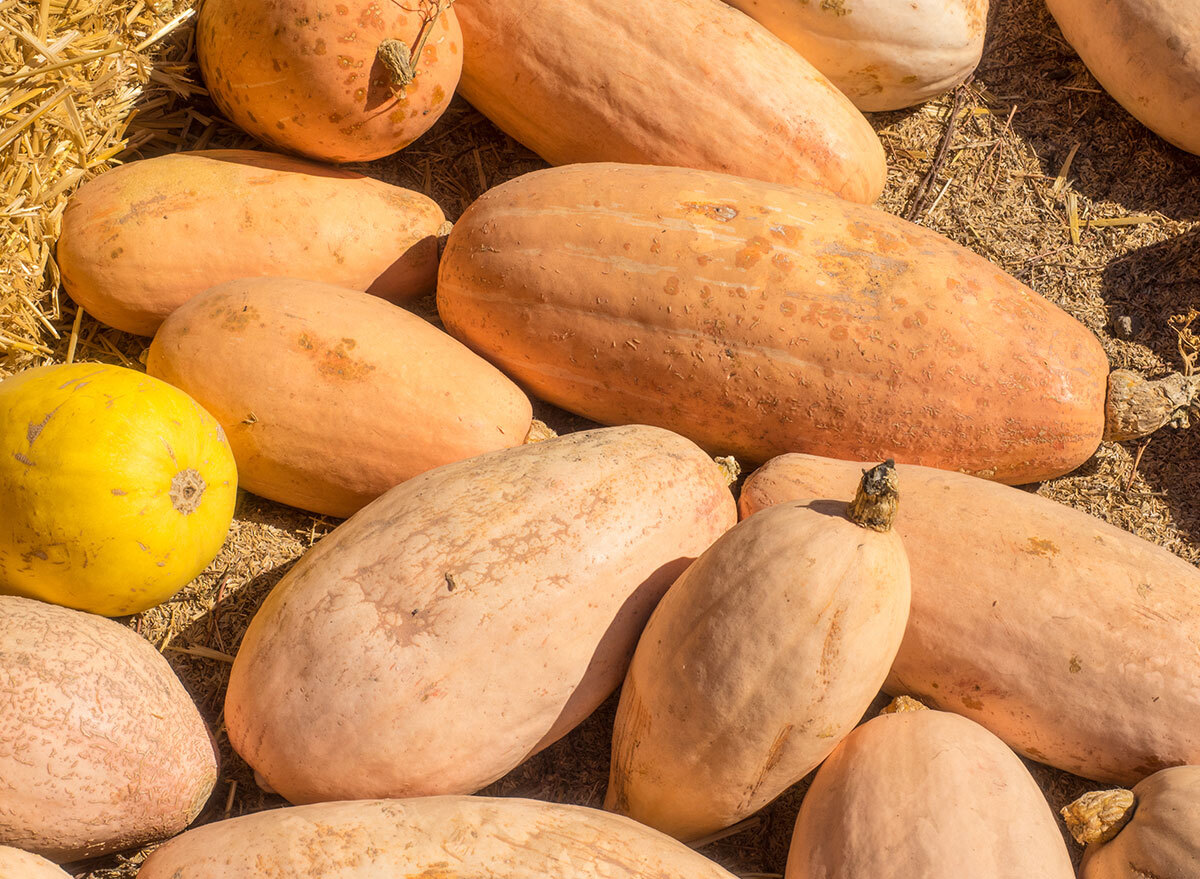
[1063,767,1200,878]
[606,463,910,841]
[0,363,236,616]
[58,149,447,335]
[0,847,71,879]
[740,452,1200,785]
[137,796,739,879]
[147,277,533,518]
[1044,0,1200,155]
[0,596,218,861]
[197,0,462,163]
[455,0,885,202]
[786,699,1075,879]
[225,425,737,804]
[438,163,1118,484]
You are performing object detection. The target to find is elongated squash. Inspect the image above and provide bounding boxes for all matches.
[147,278,533,518]
[740,452,1200,785]
[225,426,736,804]
[455,0,885,202]
[722,0,988,111]
[0,847,71,879]
[606,463,909,841]
[439,163,1160,484]
[1062,766,1200,878]
[197,0,462,163]
[786,699,1074,879]
[58,150,446,335]
[0,596,217,861]
[137,797,739,879]
[1044,0,1200,155]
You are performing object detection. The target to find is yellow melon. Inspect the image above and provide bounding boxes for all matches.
[0,363,237,615]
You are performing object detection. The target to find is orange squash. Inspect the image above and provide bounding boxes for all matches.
[454,0,885,202]
[606,463,909,841]
[137,797,740,879]
[0,847,71,878]
[723,0,988,111]
[741,452,1200,785]
[197,0,462,162]
[147,277,533,518]
[58,150,445,335]
[1044,0,1200,155]
[786,699,1074,879]
[1063,766,1200,878]
[225,426,736,804]
[438,163,1173,484]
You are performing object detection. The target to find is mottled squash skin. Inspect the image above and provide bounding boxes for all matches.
[455,0,885,202]
[438,163,1109,484]
[225,426,736,804]
[58,150,446,335]
[1045,0,1200,155]
[786,708,1074,879]
[0,597,217,862]
[197,0,462,162]
[606,497,910,841]
[137,797,739,879]
[1078,767,1200,878]
[148,277,533,518]
[723,0,988,111]
[0,847,71,878]
[741,453,1200,785]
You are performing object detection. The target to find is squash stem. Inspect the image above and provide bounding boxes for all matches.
[1104,369,1200,442]
[378,0,455,89]
[846,460,898,532]
[880,695,927,714]
[1061,789,1136,846]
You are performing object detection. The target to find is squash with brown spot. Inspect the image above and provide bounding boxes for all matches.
[1044,0,1200,155]
[785,701,1074,879]
[136,797,739,879]
[1064,767,1200,878]
[455,0,885,202]
[0,596,217,861]
[197,0,462,162]
[147,277,533,518]
[721,0,988,111]
[437,163,1117,484]
[58,150,446,335]
[740,453,1200,785]
[605,463,909,841]
[225,426,737,803]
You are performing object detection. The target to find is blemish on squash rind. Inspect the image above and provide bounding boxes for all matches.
[962,694,984,710]
[1026,537,1059,557]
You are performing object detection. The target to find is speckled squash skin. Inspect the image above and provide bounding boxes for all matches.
[438,163,1109,484]
[0,597,217,862]
[197,0,462,163]
[0,363,237,616]
[740,454,1200,785]
[605,498,910,841]
[147,277,533,518]
[723,0,988,111]
[455,0,885,202]
[0,847,71,878]
[58,149,446,335]
[1078,767,1200,878]
[225,426,737,804]
[785,708,1074,878]
[1044,0,1200,155]
[137,797,740,879]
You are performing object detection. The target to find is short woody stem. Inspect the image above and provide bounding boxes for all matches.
[881,695,928,715]
[847,460,899,532]
[377,0,455,89]
[1104,369,1200,442]
[1060,789,1136,846]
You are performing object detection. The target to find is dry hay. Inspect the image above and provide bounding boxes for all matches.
[0,0,1197,876]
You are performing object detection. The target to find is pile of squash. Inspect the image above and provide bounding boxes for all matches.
[2,0,1199,877]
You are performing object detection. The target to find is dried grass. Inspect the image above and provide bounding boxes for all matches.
[3,0,1198,876]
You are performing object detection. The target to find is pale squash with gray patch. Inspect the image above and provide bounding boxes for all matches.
[722,0,988,111]
[605,463,909,841]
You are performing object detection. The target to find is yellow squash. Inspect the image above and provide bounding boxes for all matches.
[0,363,237,615]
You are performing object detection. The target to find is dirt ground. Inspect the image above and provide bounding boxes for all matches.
[3,0,1197,875]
